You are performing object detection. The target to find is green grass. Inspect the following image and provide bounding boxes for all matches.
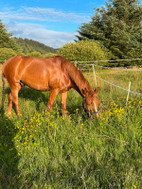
[0,64,142,189]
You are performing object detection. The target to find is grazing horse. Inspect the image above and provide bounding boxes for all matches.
[1,56,99,117]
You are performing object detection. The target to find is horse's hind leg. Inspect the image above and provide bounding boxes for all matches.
[9,83,21,116]
[8,93,13,116]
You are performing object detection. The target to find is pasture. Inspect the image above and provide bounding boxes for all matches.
[0,63,142,189]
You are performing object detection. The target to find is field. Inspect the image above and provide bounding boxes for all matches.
[0,63,142,189]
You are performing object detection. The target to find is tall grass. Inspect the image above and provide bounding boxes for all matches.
[0,64,142,189]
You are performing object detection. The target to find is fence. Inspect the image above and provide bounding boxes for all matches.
[0,60,6,63]
[75,58,142,105]
[74,58,142,67]
[1,58,142,104]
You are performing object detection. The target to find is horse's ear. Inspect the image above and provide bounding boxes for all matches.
[94,87,99,94]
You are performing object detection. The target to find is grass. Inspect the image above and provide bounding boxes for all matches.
[0,63,142,189]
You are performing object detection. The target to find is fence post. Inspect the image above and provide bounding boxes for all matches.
[92,64,97,87]
[74,61,77,67]
[126,81,131,106]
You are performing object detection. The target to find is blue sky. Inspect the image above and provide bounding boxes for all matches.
[0,0,141,48]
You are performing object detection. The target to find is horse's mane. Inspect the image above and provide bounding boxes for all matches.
[61,57,93,95]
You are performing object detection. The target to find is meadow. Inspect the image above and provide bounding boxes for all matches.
[0,63,142,189]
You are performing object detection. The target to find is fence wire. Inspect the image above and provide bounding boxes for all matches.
[95,74,142,96]
[77,62,142,97]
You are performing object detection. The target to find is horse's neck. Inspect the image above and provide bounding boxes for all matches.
[64,61,93,96]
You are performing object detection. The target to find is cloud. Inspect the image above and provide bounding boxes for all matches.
[6,22,77,48]
[0,6,90,23]
[0,6,88,48]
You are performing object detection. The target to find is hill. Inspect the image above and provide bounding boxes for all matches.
[14,37,57,54]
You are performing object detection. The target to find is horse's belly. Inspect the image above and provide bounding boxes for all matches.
[20,63,71,91]
[26,83,49,91]
[21,76,49,91]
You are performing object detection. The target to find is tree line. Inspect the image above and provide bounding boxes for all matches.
[14,38,57,54]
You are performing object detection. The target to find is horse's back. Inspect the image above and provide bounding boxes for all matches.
[2,55,71,91]
[3,55,64,78]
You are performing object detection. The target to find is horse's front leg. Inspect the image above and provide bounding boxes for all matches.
[47,89,59,112]
[61,91,68,116]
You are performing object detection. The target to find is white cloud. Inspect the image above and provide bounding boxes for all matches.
[6,22,77,48]
[1,2,117,49]
[0,6,87,48]
[0,6,90,23]
[23,7,90,23]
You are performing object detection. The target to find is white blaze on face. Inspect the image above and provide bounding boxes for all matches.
[94,102,98,118]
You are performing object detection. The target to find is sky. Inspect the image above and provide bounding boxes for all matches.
[0,0,141,49]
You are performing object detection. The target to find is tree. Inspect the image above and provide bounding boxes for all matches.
[58,40,108,61]
[0,20,20,51]
[0,48,17,61]
[76,0,142,59]
[44,53,57,58]
[27,51,42,57]
[14,37,57,54]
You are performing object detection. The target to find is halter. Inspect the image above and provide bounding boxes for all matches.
[83,98,98,116]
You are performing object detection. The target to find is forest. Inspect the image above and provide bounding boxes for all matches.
[14,37,57,54]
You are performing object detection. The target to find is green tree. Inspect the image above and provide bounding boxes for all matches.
[0,20,20,51]
[44,53,57,58]
[0,48,17,62]
[27,51,42,57]
[14,37,57,54]
[58,40,108,61]
[76,0,142,59]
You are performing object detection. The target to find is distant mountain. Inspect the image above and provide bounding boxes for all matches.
[14,37,57,54]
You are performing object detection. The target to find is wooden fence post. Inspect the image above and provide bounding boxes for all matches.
[126,81,131,106]
[92,64,97,87]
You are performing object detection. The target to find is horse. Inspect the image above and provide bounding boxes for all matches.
[1,55,99,118]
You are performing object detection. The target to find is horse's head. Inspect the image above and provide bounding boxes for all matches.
[82,87,99,118]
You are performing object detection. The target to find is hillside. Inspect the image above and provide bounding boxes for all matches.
[14,37,57,54]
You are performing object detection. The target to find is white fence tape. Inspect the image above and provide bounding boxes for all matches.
[77,58,142,71]
[78,64,142,71]
[78,63,142,97]
[95,74,142,96]
[76,58,142,64]
[94,65,142,71]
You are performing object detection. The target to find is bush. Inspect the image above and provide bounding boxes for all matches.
[43,53,57,58]
[0,48,17,62]
[58,40,108,61]
[26,51,42,58]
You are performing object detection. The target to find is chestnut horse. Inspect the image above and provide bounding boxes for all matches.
[1,56,99,117]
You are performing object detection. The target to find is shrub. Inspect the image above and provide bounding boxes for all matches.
[0,48,17,62]
[26,51,42,58]
[58,40,108,61]
[43,53,57,58]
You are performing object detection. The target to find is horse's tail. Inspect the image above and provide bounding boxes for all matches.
[0,73,5,113]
